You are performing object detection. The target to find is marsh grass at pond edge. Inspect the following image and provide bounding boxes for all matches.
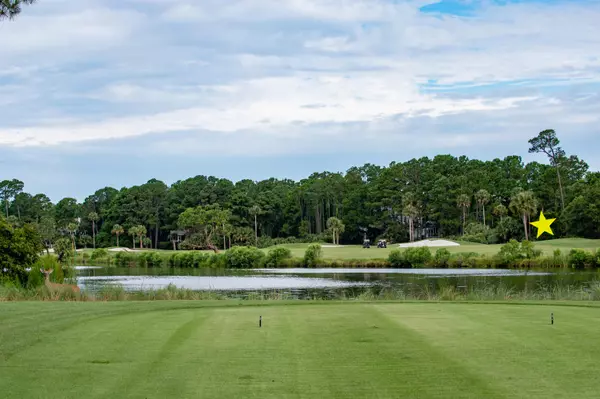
[3,281,600,302]
[73,242,600,270]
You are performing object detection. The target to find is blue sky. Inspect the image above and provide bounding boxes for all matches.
[1,0,599,201]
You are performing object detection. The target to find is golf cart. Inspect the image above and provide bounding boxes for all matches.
[362,239,371,248]
[377,239,387,248]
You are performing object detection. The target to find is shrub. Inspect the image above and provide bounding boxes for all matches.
[403,247,432,268]
[304,244,323,268]
[143,252,164,268]
[388,249,408,268]
[496,240,541,266]
[53,237,74,264]
[568,249,595,270]
[91,248,109,261]
[136,254,147,268]
[462,223,498,244]
[114,252,136,267]
[257,236,275,249]
[448,252,480,268]
[520,240,542,259]
[225,246,265,269]
[433,248,451,268]
[264,247,293,268]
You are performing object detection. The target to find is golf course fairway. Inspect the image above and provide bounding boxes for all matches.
[1,301,599,398]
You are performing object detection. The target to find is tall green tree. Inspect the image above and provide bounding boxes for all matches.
[475,189,491,226]
[178,204,226,252]
[509,190,538,241]
[528,129,566,211]
[66,222,78,252]
[35,215,56,254]
[0,179,24,218]
[135,225,147,249]
[111,224,124,247]
[456,194,471,235]
[88,212,99,249]
[493,204,508,222]
[249,204,262,246]
[326,217,345,245]
[0,217,42,284]
[128,226,139,249]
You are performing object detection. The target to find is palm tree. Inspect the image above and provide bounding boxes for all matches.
[88,212,99,249]
[136,225,147,249]
[326,217,345,245]
[493,204,508,222]
[510,191,538,241]
[0,0,36,20]
[111,224,124,247]
[403,203,418,242]
[128,226,139,249]
[456,194,471,235]
[474,189,490,226]
[66,222,78,252]
[249,205,261,246]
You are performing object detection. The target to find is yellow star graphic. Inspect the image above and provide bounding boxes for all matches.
[530,211,556,238]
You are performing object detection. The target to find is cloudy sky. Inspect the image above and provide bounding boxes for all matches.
[1,0,599,201]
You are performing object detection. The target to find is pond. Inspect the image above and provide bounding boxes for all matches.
[75,267,600,299]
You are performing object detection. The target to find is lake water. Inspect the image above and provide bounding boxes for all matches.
[75,267,600,299]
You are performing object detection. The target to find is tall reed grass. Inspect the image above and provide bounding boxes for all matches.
[3,282,600,302]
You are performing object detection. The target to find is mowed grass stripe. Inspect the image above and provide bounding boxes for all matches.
[374,303,600,398]
[2,302,600,398]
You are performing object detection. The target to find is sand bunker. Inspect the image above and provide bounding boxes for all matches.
[398,239,460,248]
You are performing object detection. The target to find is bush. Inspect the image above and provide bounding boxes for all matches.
[496,240,541,266]
[403,247,432,268]
[521,240,542,259]
[114,252,136,267]
[91,248,109,261]
[388,249,408,268]
[433,248,451,268]
[264,247,293,268]
[448,252,481,268]
[142,252,164,268]
[568,249,595,269]
[257,236,274,249]
[225,246,265,269]
[304,244,323,268]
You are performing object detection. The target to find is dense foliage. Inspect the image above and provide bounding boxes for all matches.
[0,216,43,284]
[1,131,597,252]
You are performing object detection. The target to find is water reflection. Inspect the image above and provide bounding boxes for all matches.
[78,275,367,291]
[75,267,600,299]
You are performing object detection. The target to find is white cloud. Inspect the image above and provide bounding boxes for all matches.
[0,0,599,159]
[0,71,539,146]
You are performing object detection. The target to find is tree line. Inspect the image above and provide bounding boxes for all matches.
[1,130,598,252]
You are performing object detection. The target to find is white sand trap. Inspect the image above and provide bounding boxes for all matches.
[108,247,133,252]
[399,239,460,248]
[322,245,343,248]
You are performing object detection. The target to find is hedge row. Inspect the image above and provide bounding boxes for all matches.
[79,242,600,270]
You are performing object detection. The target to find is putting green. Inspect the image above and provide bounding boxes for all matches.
[1,301,599,398]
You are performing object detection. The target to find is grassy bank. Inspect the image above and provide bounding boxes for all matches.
[74,238,600,260]
[3,281,600,302]
[67,238,600,270]
[1,301,600,398]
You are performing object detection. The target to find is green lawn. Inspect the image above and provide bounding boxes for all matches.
[1,301,599,398]
[274,238,600,259]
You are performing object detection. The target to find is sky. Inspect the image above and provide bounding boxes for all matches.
[1,0,599,201]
